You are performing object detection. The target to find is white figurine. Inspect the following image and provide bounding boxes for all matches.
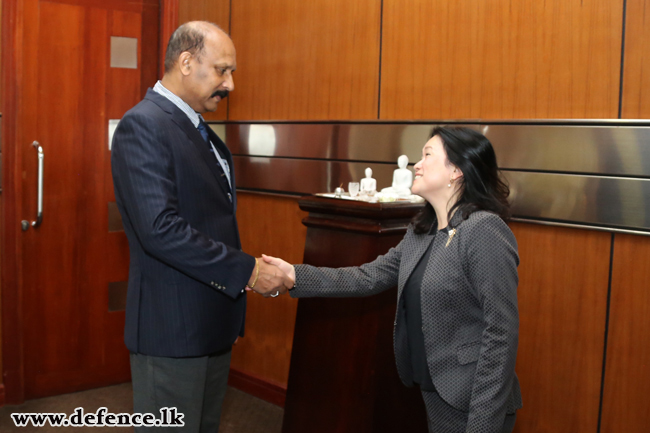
[360,167,377,196]
[381,155,413,197]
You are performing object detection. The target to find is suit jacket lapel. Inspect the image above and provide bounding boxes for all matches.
[145,90,233,201]
[171,113,233,200]
[397,232,436,298]
[396,212,467,298]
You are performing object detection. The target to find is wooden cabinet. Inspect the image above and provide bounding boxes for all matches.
[282,196,427,433]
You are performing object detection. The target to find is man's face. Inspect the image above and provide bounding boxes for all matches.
[183,30,236,113]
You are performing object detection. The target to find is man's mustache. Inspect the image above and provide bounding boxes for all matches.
[211,90,229,99]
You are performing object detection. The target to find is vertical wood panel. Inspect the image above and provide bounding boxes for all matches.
[106,9,143,201]
[0,194,4,380]
[0,0,3,109]
[0,197,3,380]
[510,223,610,433]
[104,9,144,325]
[229,0,381,120]
[600,234,650,432]
[160,0,178,77]
[381,0,622,119]
[178,0,229,30]
[1,0,29,403]
[621,0,650,118]
[0,0,3,372]
[140,0,159,98]
[177,0,230,121]
[231,192,307,387]
[0,0,3,380]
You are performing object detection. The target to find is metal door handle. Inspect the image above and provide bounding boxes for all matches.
[21,141,44,231]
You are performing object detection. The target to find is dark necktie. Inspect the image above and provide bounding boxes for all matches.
[197,119,232,200]
[197,120,210,144]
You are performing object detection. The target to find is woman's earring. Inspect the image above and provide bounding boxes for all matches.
[449,168,458,187]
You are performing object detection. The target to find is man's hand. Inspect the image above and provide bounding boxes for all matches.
[261,254,295,285]
[247,257,292,297]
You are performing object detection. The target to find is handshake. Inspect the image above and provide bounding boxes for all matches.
[246,255,295,297]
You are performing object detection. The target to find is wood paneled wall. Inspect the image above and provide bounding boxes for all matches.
[601,234,650,433]
[0,0,3,382]
[0,0,3,109]
[0,0,2,382]
[178,0,229,26]
[381,0,623,119]
[231,193,307,387]
[510,223,610,433]
[0,198,3,384]
[621,0,650,118]
[228,0,381,120]
[172,0,650,121]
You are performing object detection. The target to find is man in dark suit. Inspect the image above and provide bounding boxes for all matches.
[111,21,290,432]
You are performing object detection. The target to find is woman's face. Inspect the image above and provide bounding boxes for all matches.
[412,135,457,200]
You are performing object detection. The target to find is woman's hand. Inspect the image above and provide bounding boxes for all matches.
[262,254,296,288]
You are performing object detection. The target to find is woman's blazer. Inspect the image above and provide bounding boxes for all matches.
[291,210,523,432]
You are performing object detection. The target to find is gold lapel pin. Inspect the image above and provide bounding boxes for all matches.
[445,228,457,247]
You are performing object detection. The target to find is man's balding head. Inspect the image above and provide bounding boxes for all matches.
[164,21,229,73]
[161,21,236,114]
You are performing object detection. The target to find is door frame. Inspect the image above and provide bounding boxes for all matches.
[2,0,28,405]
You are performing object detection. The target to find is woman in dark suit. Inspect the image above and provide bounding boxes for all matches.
[265,126,522,433]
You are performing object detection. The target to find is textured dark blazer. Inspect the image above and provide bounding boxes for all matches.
[291,210,522,432]
[111,89,255,358]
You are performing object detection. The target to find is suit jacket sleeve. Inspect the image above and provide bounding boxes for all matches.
[111,112,255,299]
[464,214,519,432]
[289,227,414,298]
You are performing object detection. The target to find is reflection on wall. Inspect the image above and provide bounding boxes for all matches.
[223,121,650,234]
[248,125,277,156]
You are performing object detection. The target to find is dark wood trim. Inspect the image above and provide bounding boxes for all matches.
[0,384,5,407]
[302,215,412,235]
[299,196,424,235]
[299,196,425,220]
[159,0,179,78]
[37,0,156,11]
[141,1,161,96]
[228,368,287,408]
[1,0,26,405]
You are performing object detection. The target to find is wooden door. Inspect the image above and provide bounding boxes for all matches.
[2,0,159,402]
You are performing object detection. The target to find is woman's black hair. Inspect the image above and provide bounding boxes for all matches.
[412,126,511,234]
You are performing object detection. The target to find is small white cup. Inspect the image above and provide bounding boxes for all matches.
[348,182,360,197]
